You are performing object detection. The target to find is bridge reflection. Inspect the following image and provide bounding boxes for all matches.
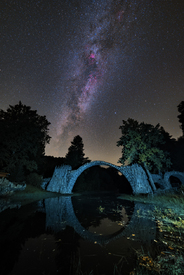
[40,196,156,245]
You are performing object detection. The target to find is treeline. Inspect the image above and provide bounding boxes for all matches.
[116,101,184,173]
[0,101,184,191]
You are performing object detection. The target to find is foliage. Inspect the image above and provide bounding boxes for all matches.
[43,156,66,177]
[26,172,42,188]
[117,118,172,173]
[0,101,51,181]
[8,163,25,183]
[65,135,90,169]
[131,199,184,275]
[177,101,184,136]
[133,251,184,275]
[119,191,184,209]
[159,101,184,171]
[170,137,184,171]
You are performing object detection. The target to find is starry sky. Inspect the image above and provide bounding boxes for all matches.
[1,0,184,165]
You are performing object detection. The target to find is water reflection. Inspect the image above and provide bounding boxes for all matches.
[0,195,157,275]
[44,195,156,245]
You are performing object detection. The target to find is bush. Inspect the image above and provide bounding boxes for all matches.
[8,164,25,183]
[26,173,42,188]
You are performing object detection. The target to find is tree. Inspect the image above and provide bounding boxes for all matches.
[43,156,66,178]
[65,135,90,169]
[0,101,51,181]
[117,118,172,173]
[177,101,184,136]
[170,136,184,172]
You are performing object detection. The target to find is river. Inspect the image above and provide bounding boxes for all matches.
[0,194,161,275]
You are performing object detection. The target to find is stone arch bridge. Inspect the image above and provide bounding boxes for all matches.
[151,171,184,190]
[164,171,184,187]
[46,161,156,194]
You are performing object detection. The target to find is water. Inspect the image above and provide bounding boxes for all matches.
[0,194,159,275]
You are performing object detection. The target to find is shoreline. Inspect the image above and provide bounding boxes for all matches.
[0,184,71,212]
[0,183,183,213]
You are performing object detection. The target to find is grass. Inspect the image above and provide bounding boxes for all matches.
[118,187,184,274]
[118,190,184,208]
[130,251,184,275]
[1,184,61,208]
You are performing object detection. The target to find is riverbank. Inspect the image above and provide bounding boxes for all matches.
[118,189,184,208]
[10,184,62,204]
[118,191,184,274]
[1,184,184,211]
[0,184,62,212]
[0,184,83,213]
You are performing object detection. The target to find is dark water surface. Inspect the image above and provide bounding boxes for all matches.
[0,194,159,275]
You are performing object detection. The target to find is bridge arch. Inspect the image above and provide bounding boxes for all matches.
[164,171,184,188]
[67,161,131,193]
[47,161,154,194]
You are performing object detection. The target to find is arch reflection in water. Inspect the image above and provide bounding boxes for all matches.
[41,195,156,245]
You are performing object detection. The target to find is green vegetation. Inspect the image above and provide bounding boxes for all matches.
[119,186,184,275]
[65,135,90,169]
[131,210,184,275]
[117,118,172,173]
[116,101,184,173]
[43,155,66,178]
[177,101,184,137]
[170,137,184,172]
[132,250,184,275]
[119,192,184,208]
[26,172,43,188]
[0,101,50,184]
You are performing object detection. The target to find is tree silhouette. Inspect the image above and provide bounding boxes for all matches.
[177,101,184,136]
[0,101,51,181]
[65,135,90,169]
[117,118,172,173]
[169,137,184,172]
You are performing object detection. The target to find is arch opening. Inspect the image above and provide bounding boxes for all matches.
[71,163,133,194]
[169,176,182,188]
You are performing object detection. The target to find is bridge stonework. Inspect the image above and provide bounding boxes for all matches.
[47,161,155,194]
[46,165,72,193]
[164,171,184,187]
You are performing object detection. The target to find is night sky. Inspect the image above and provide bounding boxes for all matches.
[1,0,184,165]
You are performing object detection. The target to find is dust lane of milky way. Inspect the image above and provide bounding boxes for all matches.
[55,0,145,147]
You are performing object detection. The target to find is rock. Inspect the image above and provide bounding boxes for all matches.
[47,165,72,193]
[151,174,166,189]
[41,178,51,190]
[121,164,154,194]
[0,178,26,196]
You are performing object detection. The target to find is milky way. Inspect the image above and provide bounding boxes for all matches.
[56,0,145,145]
